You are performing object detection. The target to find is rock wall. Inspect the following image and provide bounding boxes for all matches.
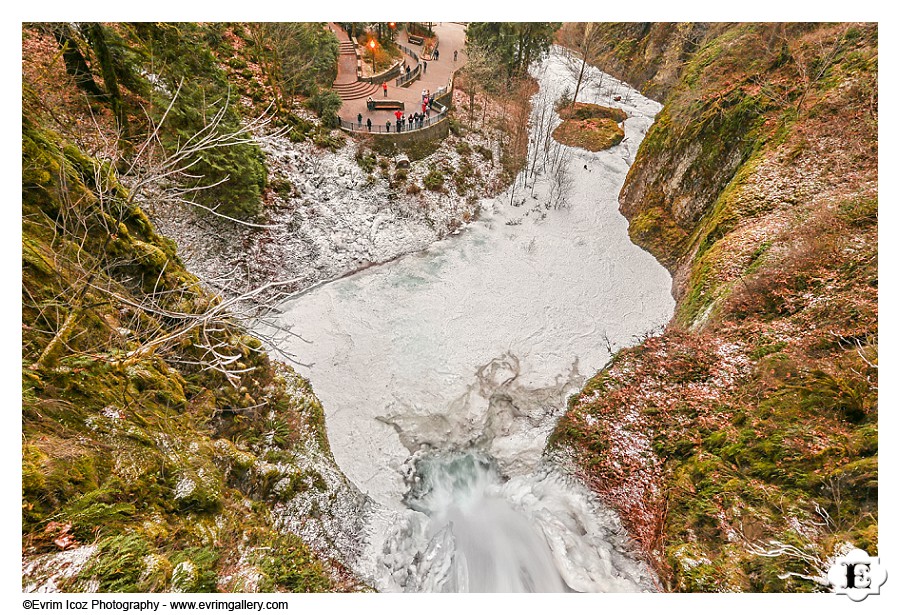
[552,22,878,592]
[21,110,368,595]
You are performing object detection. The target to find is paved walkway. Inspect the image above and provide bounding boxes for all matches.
[334,23,468,131]
[329,23,379,101]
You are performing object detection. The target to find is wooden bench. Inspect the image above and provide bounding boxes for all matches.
[367,99,405,111]
[407,34,424,45]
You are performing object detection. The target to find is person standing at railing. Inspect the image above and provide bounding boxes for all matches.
[386,120,391,132]
[366,118,372,132]
[357,113,363,127]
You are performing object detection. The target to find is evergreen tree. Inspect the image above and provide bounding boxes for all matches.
[466,22,560,80]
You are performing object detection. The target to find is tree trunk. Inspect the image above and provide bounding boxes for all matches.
[51,24,104,99]
[85,23,127,135]
[572,56,587,107]
[30,308,81,371]
[515,31,524,75]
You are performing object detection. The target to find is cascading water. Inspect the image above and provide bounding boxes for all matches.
[401,451,567,592]
[260,48,675,592]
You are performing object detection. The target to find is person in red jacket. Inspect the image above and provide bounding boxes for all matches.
[383,82,388,97]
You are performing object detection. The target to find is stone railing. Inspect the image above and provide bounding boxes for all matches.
[359,60,402,84]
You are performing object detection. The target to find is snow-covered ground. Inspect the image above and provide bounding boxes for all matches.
[261,49,676,592]
[149,114,505,306]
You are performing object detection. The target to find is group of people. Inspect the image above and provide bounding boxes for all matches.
[348,109,436,133]
[390,108,432,132]
[342,35,461,133]
[355,112,374,131]
[429,47,457,61]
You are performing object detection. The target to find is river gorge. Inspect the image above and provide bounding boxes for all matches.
[261,49,674,592]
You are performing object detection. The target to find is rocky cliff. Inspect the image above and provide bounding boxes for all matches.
[22,23,368,593]
[552,23,877,591]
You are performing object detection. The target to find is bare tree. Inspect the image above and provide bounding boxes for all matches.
[518,85,574,210]
[526,88,555,189]
[126,81,288,228]
[546,140,574,210]
[790,24,852,114]
[27,83,303,388]
[458,44,500,129]
[558,23,606,108]
[246,23,327,114]
[747,539,832,586]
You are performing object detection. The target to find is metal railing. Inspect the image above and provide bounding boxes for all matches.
[396,65,422,88]
[339,101,449,135]
[395,43,422,88]
[397,43,420,61]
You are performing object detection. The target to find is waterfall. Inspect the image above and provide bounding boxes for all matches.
[260,48,674,592]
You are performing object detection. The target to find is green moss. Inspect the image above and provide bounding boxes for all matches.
[170,548,220,592]
[853,522,878,553]
[22,442,107,529]
[745,240,772,275]
[423,169,445,191]
[455,141,471,155]
[558,102,628,123]
[829,457,877,498]
[79,534,153,592]
[253,534,334,592]
[750,340,787,359]
[61,489,137,541]
[213,438,257,473]
[552,117,625,152]
[839,197,877,227]
[556,22,878,594]
[22,28,363,594]
[628,206,688,269]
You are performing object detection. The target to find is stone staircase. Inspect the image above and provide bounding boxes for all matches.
[333,81,379,100]
[338,40,356,58]
[333,40,379,101]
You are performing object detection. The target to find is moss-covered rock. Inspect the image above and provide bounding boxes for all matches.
[21,90,364,592]
[555,22,877,593]
[558,101,627,123]
[552,117,625,151]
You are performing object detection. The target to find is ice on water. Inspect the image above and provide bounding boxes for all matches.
[262,49,674,592]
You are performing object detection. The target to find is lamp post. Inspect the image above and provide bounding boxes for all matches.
[389,22,395,42]
[368,39,376,75]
